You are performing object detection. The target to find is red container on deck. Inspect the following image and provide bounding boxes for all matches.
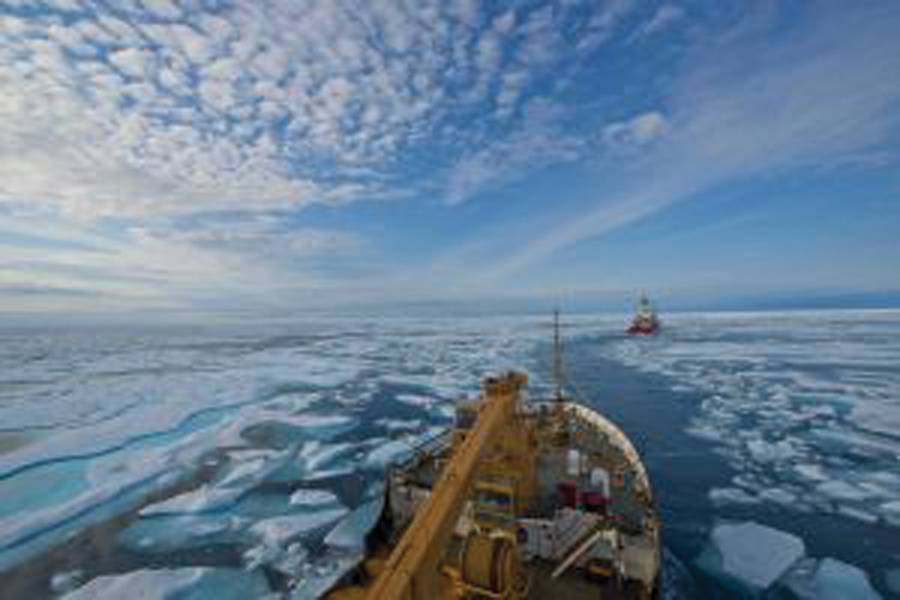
[581,491,608,514]
[558,480,578,508]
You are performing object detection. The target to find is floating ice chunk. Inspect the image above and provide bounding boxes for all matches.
[118,514,249,553]
[376,418,422,432]
[696,521,805,595]
[851,401,900,440]
[793,463,828,482]
[758,487,797,506]
[365,439,414,469]
[708,487,760,507]
[243,540,308,575]
[813,558,881,600]
[218,455,273,488]
[62,567,271,600]
[295,442,357,481]
[435,405,456,421]
[837,505,878,524]
[777,557,818,599]
[240,414,357,449]
[290,555,363,600]
[395,394,435,409]
[51,570,83,594]
[325,497,384,550]
[746,438,797,463]
[250,508,348,548]
[880,500,900,527]
[140,486,243,516]
[816,480,872,502]
[290,489,340,507]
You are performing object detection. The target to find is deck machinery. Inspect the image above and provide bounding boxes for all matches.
[326,333,661,600]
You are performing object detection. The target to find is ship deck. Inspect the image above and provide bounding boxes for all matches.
[527,560,649,599]
[389,400,660,598]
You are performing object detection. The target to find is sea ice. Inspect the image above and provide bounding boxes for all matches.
[696,521,805,595]
[290,555,363,600]
[243,540,308,575]
[118,514,249,553]
[879,500,900,527]
[395,394,435,409]
[746,439,797,463]
[375,418,423,432]
[812,558,881,600]
[324,498,384,550]
[62,567,271,599]
[837,505,878,524]
[250,507,349,549]
[51,570,83,594]
[139,486,244,516]
[708,487,760,507]
[240,416,356,449]
[816,480,872,502]
[365,439,414,469]
[290,489,340,507]
[299,441,357,475]
[850,401,900,440]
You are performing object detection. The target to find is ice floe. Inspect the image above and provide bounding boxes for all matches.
[250,508,349,548]
[365,439,415,469]
[61,567,271,599]
[601,310,900,528]
[696,521,805,595]
[324,497,384,550]
[806,558,881,600]
[118,514,250,553]
[50,570,83,594]
[290,489,340,507]
[140,486,244,516]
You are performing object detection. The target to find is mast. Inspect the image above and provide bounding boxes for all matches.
[553,308,565,402]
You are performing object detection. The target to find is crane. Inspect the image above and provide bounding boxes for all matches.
[328,371,532,600]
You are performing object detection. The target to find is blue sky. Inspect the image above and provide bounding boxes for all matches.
[0,0,898,317]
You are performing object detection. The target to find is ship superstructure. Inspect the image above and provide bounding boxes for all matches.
[627,295,660,336]
[326,315,661,599]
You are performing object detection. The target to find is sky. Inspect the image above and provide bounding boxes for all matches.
[0,0,899,318]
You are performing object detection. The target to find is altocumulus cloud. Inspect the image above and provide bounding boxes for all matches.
[0,0,643,313]
[0,0,648,314]
[0,0,637,217]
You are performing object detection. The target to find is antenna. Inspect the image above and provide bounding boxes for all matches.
[553,307,565,402]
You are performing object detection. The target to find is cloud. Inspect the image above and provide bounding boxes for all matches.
[445,98,585,205]
[0,1,643,311]
[0,1,637,220]
[465,2,900,281]
[633,4,685,39]
[602,111,670,150]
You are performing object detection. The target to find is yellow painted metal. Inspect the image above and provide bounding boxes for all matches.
[362,372,528,600]
[459,531,519,598]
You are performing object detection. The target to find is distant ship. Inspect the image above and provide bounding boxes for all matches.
[627,295,660,336]
[326,312,661,599]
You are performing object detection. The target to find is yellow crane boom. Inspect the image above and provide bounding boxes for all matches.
[364,372,527,600]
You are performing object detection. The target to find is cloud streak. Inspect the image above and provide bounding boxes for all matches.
[467,1,900,282]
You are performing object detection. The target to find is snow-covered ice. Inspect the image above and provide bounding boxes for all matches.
[812,558,881,600]
[2,312,896,597]
[324,497,384,550]
[61,567,271,600]
[140,486,244,516]
[601,310,900,527]
[250,509,350,548]
[365,439,415,468]
[696,521,805,594]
